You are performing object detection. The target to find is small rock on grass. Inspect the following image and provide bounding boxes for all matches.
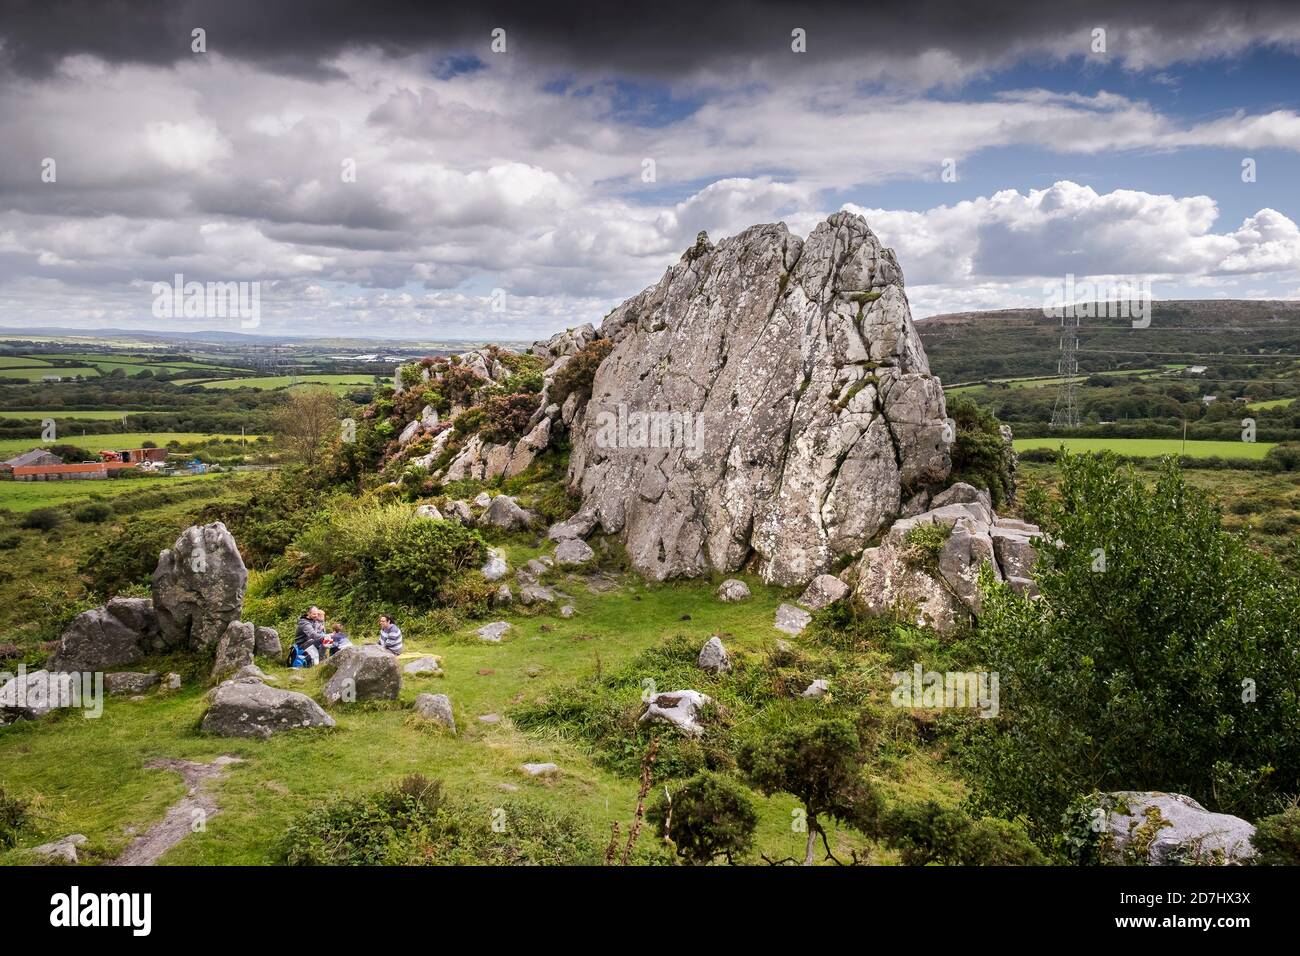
[521,762,559,776]
[477,621,511,643]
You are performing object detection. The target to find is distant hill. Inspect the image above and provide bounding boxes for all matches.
[917,300,1300,384]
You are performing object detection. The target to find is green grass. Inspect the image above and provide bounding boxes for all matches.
[177,374,376,391]
[0,357,52,368]
[0,367,100,381]
[0,433,258,458]
[0,568,959,865]
[1013,437,1275,460]
[0,410,147,421]
[1249,397,1298,411]
[0,472,229,512]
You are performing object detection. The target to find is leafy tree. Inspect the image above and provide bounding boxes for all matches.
[647,771,758,865]
[271,385,342,468]
[960,453,1300,838]
[739,718,876,865]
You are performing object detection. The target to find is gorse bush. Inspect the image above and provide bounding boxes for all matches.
[947,396,1016,509]
[959,453,1300,838]
[280,774,600,865]
[1251,805,1300,865]
[876,801,1044,866]
[290,501,486,607]
[647,771,758,865]
[78,519,177,597]
[19,508,62,531]
[72,502,113,524]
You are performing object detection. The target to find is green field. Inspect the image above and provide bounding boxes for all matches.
[0,432,257,458]
[0,357,52,368]
[0,410,146,421]
[1249,397,1298,411]
[176,374,377,392]
[1013,437,1275,460]
[0,471,230,512]
[0,366,100,381]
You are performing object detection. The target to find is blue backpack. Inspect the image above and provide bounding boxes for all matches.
[287,643,309,668]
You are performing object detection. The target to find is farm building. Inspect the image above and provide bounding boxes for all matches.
[0,449,63,474]
[99,447,168,464]
[10,461,139,481]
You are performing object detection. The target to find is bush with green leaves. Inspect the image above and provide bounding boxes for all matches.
[647,771,758,865]
[877,800,1044,865]
[946,396,1016,509]
[958,453,1300,839]
[1251,806,1300,865]
[78,519,177,597]
[291,501,486,607]
[1265,441,1300,472]
[280,774,599,865]
[72,502,113,524]
[18,508,62,532]
[738,718,878,865]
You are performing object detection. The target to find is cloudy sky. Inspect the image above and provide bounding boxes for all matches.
[1,0,1298,340]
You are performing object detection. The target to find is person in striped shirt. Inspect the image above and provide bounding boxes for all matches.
[376,613,403,655]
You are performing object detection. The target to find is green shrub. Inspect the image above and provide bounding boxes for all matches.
[739,718,879,864]
[19,508,62,531]
[877,800,1045,865]
[0,787,30,849]
[647,771,759,865]
[1251,806,1300,865]
[72,502,113,524]
[1265,442,1300,472]
[947,396,1016,509]
[79,519,176,597]
[901,521,952,574]
[292,501,486,607]
[0,534,20,550]
[959,454,1300,838]
[280,774,599,865]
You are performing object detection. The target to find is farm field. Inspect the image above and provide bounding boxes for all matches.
[0,432,259,458]
[1012,436,1275,460]
[177,374,378,391]
[0,410,147,420]
[0,366,100,381]
[0,471,231,512]
[0,357,52,368]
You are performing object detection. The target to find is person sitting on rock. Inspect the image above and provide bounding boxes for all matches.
[324,621,353,657]
[376,613,403,655]
[294,606,327,665]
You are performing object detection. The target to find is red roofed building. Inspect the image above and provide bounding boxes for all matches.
[11,461,139,481]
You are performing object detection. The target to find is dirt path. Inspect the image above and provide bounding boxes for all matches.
[112,755,243,866]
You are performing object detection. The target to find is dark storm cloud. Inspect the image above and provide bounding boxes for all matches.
[3,0,1300,78]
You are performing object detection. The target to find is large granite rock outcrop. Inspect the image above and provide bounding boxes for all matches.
[567,213,951,586]
[853,483,1044,632]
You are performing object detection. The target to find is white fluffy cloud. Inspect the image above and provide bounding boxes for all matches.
[0,49,1298,337]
